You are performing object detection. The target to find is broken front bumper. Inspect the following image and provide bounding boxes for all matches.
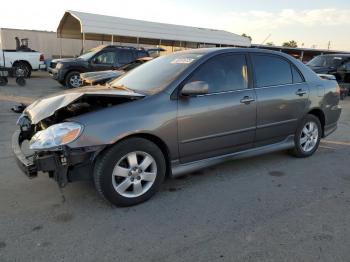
[12,130,99,187]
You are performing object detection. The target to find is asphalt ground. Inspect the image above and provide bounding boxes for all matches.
[1,72,350,262]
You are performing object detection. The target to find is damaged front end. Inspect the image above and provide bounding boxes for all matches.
[12,87,145,187]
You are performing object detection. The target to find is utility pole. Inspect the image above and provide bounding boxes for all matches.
[327,41,331,50]
[261,34,271,45]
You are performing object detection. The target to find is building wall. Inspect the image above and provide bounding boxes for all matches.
[1,28,250,61]
[0,28,104,59]
[0,28,187,59]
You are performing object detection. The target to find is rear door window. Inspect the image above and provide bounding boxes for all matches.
[118,50,135,64]
[342,61,350,71]
[252,54,293,87]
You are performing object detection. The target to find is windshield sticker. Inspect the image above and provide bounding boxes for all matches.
[171,58,195,64]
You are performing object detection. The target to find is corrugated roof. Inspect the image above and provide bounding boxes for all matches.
[57,10,251,47]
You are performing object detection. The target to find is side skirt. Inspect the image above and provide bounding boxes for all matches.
[170,135,295,177]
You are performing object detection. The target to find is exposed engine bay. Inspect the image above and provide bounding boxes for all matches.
[18,87,145,141]
[14,88,145,187]
[37,95,135,130]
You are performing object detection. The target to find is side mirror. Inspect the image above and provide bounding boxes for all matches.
[181,81,209,96]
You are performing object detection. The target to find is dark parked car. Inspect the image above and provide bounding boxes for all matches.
[307,54,350,96]
[80,57,153,86]
[13,48,341,206]
[48,45,149,88]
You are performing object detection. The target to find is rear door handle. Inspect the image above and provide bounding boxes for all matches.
[240,96,255,104]
[295,89,307,96]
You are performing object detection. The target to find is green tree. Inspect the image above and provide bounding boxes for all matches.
[241,33,252,42]
[265,42,275,46]
[282,40,298,48]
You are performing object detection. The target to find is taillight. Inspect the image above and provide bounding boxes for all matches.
[39,54,45,61]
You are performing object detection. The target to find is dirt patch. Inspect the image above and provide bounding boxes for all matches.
[175,175,189,180]
[269,171,285,177]
[0,241,6,249]
[37,241,52,247]
[32,225,43,231]
[313,233,334,241]
[53,213,74,223]
[168,187,182,192]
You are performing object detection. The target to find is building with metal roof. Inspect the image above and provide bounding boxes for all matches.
[57,10,251,51]
[252,44,349,62]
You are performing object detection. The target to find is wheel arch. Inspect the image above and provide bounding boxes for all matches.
[13,60,32,70]
[64,69,82,80]
[94,133,172,177]
[307,108,326,136]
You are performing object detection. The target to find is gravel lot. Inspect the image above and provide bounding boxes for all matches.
[1,72,350,262]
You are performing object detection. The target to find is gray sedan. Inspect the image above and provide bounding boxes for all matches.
[13,48,341,206]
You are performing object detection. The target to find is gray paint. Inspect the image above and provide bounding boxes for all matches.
[25,48,342,176]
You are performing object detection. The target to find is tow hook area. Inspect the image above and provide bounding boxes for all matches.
[38,147,94,188]
[14,129,100,187]
[34,151,70,187]
[38,153,69,187]
[55,164,69,188]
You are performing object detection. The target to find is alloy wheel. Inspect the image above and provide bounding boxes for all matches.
[69,74,82,88]
[111,151,157,198]
[300,121,319,152]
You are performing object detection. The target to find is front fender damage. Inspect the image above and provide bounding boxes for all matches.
[14,86,142,186]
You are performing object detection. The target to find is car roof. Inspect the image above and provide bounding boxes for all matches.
[88,45,149,52]
[178,47,295,59]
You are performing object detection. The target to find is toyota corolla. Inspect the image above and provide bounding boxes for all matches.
[13,48,341,206]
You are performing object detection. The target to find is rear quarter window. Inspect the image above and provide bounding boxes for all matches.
[252,54,293,87]
[291,65,304,83]
[117,50,135,64]
[136,50,148,58]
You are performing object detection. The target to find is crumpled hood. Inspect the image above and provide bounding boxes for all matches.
[25,86,145,124]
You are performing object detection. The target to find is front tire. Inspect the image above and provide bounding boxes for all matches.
[94,138,166,206]
[16,77,26,86]
[65,71,82,88]
[290,114,322,158]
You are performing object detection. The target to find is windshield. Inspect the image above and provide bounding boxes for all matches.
[78,51,97,61]
[307,55,344,68]
[110,52,204,95]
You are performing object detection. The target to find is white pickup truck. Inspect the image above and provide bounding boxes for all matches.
[0,49,46,77]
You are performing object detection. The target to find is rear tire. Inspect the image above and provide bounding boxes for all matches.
[13,62,31,78]
[65,71,82,88]
[94,138,166,206]
[16,77,26,86]
[290,114,321,158]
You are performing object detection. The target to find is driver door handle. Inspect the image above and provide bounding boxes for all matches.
[295,89,307,96]
[240,96,255,104]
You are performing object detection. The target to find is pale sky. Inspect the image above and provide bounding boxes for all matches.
[1,0,349,51]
